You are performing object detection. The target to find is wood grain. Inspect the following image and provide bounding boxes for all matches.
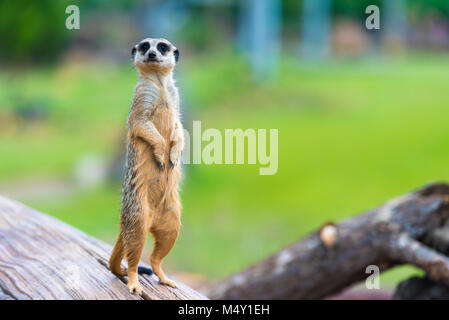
[0,195,207,300]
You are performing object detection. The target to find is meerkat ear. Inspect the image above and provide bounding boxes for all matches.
[131,47,137,60]
[174,49,179,63]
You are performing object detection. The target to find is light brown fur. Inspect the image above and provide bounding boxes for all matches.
[109,38,184,294]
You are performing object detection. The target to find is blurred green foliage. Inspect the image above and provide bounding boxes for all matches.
[0,0,70,64]
[409,0,449,15]
[0,0,138,65]
[333,0,383,18]
[1,0,449,65]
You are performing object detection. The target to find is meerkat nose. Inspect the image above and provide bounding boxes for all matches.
[148,51,156,59]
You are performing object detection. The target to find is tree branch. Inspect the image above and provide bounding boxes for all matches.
[205,183,449,300]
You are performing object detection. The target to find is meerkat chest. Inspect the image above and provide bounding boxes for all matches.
[152,96,177,138]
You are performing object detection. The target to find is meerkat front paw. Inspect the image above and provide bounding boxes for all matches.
[169,150,182,168]
[128,281,143,295]
[157,160,166,171]
[154,154,166,171]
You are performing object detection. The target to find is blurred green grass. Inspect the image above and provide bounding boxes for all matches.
[2,53,449,287]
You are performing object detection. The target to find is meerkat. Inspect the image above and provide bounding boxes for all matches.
[109,38,184,295]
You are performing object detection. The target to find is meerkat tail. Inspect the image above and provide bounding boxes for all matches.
[121,266,153,275]
[137,266,154,275]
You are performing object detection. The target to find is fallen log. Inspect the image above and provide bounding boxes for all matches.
[0,195,207,300]
[205,183,449,299]
[393,276,449,300]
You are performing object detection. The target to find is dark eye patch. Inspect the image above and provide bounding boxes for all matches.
[157,42,169,55]
[138,42,150,53]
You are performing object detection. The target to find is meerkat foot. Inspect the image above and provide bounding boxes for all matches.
[127,281,143,295]
[160,278,177,288]
[112,268,127,277]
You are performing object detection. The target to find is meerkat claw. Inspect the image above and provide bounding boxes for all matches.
[128,283,143,295]
[158,162,166,171]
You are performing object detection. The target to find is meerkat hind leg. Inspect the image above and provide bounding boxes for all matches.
[150,212,180,288]
[109,233,153,277]
[124,228,147,295]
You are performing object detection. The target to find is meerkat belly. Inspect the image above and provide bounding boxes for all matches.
[152,102,176,160]
[133,101,177,210]
[130,140,164,209]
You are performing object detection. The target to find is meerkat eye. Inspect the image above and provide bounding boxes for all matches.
[157,43,169,54]
[138,42,150,53]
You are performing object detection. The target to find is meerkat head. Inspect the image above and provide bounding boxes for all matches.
[132,38,179,76]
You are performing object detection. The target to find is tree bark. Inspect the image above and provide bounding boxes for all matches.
[0,195,207,300]
[205,183,449,300]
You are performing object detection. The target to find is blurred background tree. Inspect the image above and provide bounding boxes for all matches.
[0,0,70,64]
